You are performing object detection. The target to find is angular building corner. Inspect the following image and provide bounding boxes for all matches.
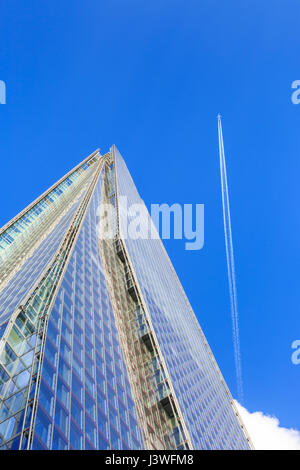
[0,146,253,450]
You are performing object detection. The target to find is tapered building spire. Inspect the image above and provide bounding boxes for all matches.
[0,146,252,449]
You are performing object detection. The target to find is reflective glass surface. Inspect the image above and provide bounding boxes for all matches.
[114,147,250,450]
[0,193,85,329]
[32,173,144,450]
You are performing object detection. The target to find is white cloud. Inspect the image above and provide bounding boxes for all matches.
[235,401,300,450]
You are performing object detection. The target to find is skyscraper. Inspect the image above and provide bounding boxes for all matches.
[0,146,252,450]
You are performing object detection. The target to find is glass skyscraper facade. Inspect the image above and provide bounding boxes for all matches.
[0,147,252,450]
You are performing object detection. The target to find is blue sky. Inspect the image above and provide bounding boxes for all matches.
[0,0,299,436]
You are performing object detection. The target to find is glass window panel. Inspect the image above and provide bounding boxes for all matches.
[34,406,52,448]
[54,402,69,437]
[71,397,83,428]
[72,374,83,403]
[56,379,70,410]
[70,423,83,450]
[52,426,68,450]
[38,382,54,418]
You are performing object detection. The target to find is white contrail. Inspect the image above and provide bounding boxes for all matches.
[217,114,244,403]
